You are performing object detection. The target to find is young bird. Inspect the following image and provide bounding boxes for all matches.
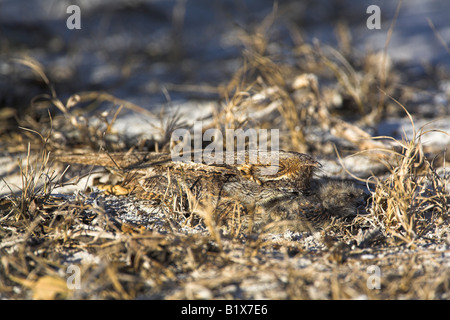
[258,181,365,233]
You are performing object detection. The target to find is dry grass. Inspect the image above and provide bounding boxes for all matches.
[368,101,449,246]
[0,9,449,300]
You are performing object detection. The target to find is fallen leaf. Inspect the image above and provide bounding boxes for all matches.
[32,276,69,300]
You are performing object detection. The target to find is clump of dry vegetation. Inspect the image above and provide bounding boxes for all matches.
[1,7,449,300]
[368,104,449,245]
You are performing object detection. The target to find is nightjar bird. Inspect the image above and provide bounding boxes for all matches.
[54,150,320,198]
[258,181,365,233]
[54,150,363,233]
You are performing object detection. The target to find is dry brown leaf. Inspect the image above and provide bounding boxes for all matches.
[97,184,131,196]
[32,276,69,300]
[121,223,142,234]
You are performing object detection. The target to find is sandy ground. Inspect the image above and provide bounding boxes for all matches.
[1,1,449,300]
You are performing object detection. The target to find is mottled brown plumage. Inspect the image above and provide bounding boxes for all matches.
[55,150,363,232]
[259,181,365,232]
[55,150,319,198]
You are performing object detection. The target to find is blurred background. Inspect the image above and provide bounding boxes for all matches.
[0,0,449,130]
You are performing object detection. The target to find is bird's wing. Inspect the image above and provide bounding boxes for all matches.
[53,152,171,169]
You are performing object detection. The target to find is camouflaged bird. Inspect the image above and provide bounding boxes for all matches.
[55,150,363,232]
